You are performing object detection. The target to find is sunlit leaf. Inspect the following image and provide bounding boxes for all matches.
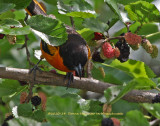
[142,103,160,119]
[26,15,67,46]
[125,1,160,23]
[65,12,96,18]
[0,3,15,14]
[121,110,150,126]
[2,0,32,9]
[0,26,30,35]
[46,96,84,126]
[104,0,123,21]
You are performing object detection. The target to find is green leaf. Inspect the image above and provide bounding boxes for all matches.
[0,11,15,20]
[77,28,94,42]
[95,2,118,24]
[17,103,32,117]
[117,0,154,5]
[46,96,84,126]
[41,86,79,97]
[32,110,45,122]
[0,18,21,26]
[43,0,57,5]
[57,0,94,14]
[142,103,160,119]
[104,77,155,104]
[125,1,160,23]
[0,25,30,35]
[104,80,137,104]
[65,12,96,18]
[130,77,156,90]
[137,24,159,36]
[111,59,151,78]
[104,0,123,21]
[112,100,140,117]
[0,79,20,97]
[92,63,133,85]
[83,18,109,33]
[83,120,100,126]
[61,93,81,101]
[137,23,160,43]
[85,100,103,120]
[0,3,15,14]
[26,15,67,46]
[121,110,150,126]
[2,0,32,9]
[14,10,26,20]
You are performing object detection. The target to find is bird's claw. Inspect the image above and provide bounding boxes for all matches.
[65,72,74,89]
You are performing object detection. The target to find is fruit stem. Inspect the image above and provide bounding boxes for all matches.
[155,87,160,92]
[146,32,160,38]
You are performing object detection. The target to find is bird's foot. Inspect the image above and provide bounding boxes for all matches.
[65,72,74,89]
[29,59,42,81]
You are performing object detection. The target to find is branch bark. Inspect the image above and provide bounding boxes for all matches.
[0,67,156,103]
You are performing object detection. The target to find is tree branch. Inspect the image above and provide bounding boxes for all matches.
[0,67,156,103]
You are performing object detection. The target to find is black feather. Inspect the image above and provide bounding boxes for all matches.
[41,40,53,56]
[59,34,88,71]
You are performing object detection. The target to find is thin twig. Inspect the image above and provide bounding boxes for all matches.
[135,23,143,34]
[70,16,75,32]
[17,44,26,50]
[25,82,34,103]
[24,35,35,66]
[17,35,35,66]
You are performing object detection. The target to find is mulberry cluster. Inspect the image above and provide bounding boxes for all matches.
[0,33,5,39]
[115,40,130,62]
[20,92,28,104]
[31,96,41,106]
[142,39,158,58]
[92,32,104,40]
[101,118,114,126]
[92,51,105,63]
[124,32,142,51]
[125,32,142,45]
[101,42,120,59]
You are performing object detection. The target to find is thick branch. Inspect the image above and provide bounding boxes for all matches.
[0,67,156,103]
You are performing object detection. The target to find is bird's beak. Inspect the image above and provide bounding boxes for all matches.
[74,64,82,79]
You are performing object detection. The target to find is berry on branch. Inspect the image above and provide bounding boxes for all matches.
[101,42,115,59]
[93,32,104,40]
[150,45,158,58]
[130,43,140,50]
[141,39,153,54]
[152,93,160,103]
[20,92,28,104]
[125,32,142,45]
[31,96,41,106]
[92,51,105,63]
[101,118,114,126]
[115,40,130,62]
[114,47,120,58]
[0,33,5,39]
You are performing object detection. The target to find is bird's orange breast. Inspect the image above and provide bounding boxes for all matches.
[40,42,73,72]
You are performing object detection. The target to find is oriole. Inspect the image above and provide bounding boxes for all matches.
[26,0,91,87]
